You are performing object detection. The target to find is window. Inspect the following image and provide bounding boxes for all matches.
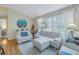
[50,13,64,33]
[37,6,75,38]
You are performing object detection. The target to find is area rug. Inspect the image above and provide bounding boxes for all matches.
[18,41,57,55]
[60,51,72,55]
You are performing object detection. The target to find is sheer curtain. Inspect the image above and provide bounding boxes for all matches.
[37,6,76,39]
[74,6,79,27]
[50,13,64,33]
[63,8,75,38]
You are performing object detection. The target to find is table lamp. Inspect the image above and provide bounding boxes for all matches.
[67,24,78,42]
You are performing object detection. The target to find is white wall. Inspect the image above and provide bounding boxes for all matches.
[0,6,34,40]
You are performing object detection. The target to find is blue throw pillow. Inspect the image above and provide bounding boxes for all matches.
[21,32,28,37]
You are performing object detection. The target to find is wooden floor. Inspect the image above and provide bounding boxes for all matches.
[0,39,21,55]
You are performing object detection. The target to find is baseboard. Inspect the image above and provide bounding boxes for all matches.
[0,37,8,40]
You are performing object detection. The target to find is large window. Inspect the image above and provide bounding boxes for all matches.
[37,6,76,38]
[50,13,64,33]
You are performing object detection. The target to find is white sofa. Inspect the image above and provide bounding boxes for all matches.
[33,31,63,51]
[59,42,79,55]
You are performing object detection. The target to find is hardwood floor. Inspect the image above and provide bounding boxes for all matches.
[0,39,21,55]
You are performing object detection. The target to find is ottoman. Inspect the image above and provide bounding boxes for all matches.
[33,37,49,51]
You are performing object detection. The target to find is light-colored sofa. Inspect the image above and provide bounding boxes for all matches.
[33,31,63,51]
[59,42,79,55]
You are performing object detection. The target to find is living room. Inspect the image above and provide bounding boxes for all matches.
[0,4,79,55]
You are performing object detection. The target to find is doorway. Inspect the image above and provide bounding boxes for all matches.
[0,16,8,39]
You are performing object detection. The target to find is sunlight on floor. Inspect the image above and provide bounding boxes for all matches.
[1,39,7,45]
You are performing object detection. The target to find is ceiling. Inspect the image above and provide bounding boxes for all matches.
[0,4,72,19]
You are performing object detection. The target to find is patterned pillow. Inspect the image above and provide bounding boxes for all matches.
[21,32,28,37]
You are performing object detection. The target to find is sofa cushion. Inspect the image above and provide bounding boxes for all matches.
[39,31,61,38]
[63,42,79,52]
[21,32,28,37]
[54,37,62,42]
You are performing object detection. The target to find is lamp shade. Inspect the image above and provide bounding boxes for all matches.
[67,24,78,31]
